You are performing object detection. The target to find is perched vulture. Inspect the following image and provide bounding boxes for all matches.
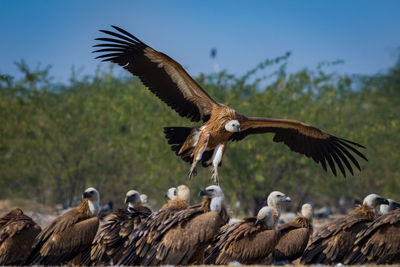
[345,208,400,264]
[25,187,101,265]
[116,185,191,265]
[273,203,313,263]
[300,194,388,264]
[204,206,277,265]
[94,25,367,184]
[119,185,229,265]
[85,190,151,265]
[0,208,41,265]
[267,191,291,226]
[380,198,400,214]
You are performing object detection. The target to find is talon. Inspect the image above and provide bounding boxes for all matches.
[211,173,220,185]
[188,167,197,179]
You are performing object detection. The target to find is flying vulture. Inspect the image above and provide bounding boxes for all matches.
[118,185,229,265]
[345,207,400,264]
[117,185,191,265]
[204,206,277,265]
[85,190,151,265]
[0,208,41,265]
[273,203,313,263]
[25,187,101,265]
[267,191,292,226]
[300,194,388,264]
[94,26,367,184]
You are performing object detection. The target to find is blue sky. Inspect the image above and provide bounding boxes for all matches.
[1,0,400,83]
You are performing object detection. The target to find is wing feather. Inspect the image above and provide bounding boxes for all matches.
[230,117,367,176]
[94,25,219,122]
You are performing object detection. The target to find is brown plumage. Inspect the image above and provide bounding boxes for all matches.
[204,206,277,265]
[300,194,388,264]
[85,190,151,265]
[116,185,191,265]
[273,203,313,263]
[345,208,400,264]
[25,187,100,265]
[0,208,41,265]
[119,185,229,265]
[94,26,367,184]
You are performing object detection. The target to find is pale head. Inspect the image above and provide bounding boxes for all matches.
[301,203,313,220]
[200,185,225,212]
[83,187,100,216]
[200,185,224,198]
[255,206,274,228]
[267,191,291,208]
[165,187,177,200]
[380,199,400,214]
[125,190,141,207]
[363,194,389,208]
[140,194,148,204]
[176,185,190,202]
[225,120,241,132]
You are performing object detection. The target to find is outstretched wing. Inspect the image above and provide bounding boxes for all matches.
[230,117,367,177]
[94,26,219,122]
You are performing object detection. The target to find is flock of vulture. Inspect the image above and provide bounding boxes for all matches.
[1,185,400,265]
[1,26,394,265]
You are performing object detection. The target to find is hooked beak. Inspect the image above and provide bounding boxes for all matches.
[164,191,169,199]
[284,196,292,202]
[254,219,261,226]
[237,125,241,132]
[200,189,210,197]
[125,195,134,204]
[83,192,90,199]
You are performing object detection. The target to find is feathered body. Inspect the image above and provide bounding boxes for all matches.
[0,208,41,265]
[117,198,190,265]
[86,205,151,265]
[25,188,100,265]
[274,214,313,262]
[345,208,400,264]
[300,204,374,264]
[204,211,277,265]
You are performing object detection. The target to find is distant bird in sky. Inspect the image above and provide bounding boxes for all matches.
[210,48,217,59]
[94,26,367,184]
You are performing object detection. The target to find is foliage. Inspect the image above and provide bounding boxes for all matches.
[0,56,399,215]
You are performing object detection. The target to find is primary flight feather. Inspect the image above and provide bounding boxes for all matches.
[94,25,367,184]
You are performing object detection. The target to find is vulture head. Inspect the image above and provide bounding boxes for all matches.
[255,206,274,228]
[125,190,141,208]
[200,185,225,212]
[225,120,241,132]
[363,194,389,208]
[380,199,400,214]
[165,187,177,200]
[83,187,100,216]
[363,194,389,216]
[267,191,291,209]
[140,194,148,204]
[176,185,190,202]
[300,203,313,220]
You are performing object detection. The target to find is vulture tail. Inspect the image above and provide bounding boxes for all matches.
[163,127,215,167]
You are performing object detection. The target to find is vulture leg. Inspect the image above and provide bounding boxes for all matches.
[210,143,226,185]
[189,133,210,179]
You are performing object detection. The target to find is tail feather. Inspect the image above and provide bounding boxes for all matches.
[163,127,217,167]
